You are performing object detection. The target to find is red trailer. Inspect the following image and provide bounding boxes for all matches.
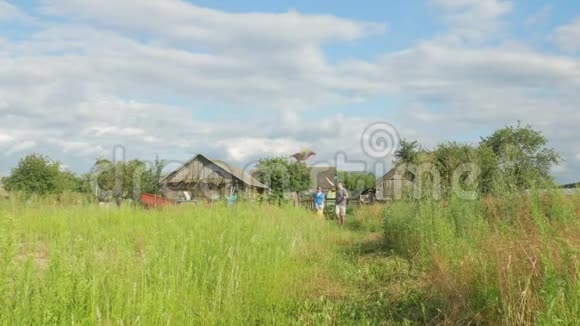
[139,193,175,208]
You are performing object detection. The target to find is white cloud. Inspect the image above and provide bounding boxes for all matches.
[552,161,567,173]
[41,0,385,46]
[217,137,310,162]
[410,107,438,122]
[0,0,24,21]
[46,139,106,156]
[35,0,387,109]
[0,2,391,171]
[0,1,578,184]
[0,1,37,25]
[432,0,512,43]
[434,0,512,16]
[336,41,580,182]
[144,136,158,144]
[6,141,36,155]
[84,126,145,137]
[0,24,379,110]
[0,133,14,145]
[554,17,580,52]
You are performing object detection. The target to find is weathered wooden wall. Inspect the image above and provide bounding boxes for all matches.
[376,178,405,201]
[163,156,255,201]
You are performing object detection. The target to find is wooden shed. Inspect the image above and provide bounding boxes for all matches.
[363,166,414,201]
[162,154,269,201]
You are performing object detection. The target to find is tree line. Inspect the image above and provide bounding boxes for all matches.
[393,123,561,196]
[1,153,377,201]
[1,155,165,200]
[1,123,562,200]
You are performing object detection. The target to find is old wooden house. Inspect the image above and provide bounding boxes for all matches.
[162,154,269,201]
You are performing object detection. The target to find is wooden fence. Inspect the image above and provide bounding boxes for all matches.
[297,197,364,210]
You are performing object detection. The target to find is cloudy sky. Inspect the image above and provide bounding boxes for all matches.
[0,0,579,183]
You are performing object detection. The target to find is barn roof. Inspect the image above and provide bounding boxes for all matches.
[163,154,269,189]
[209,157,269,189]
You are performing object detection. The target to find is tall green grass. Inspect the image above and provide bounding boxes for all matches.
[0,201,333,324]
[384,191,580,324]
[1,192,578,324]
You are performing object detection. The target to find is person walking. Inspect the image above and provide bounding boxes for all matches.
[335,182,348,226]
[314,187,325,218]
[227,189,238,207]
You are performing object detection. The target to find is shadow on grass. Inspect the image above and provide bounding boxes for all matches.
[349,233,392,255]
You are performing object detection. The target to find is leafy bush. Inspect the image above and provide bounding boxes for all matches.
[1,154,84,195]
[397,124,561,196]
[254,157,310,205]
[89,157,166,201]
[337,171,376,194]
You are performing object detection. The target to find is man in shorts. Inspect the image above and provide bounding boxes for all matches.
[314,187,325,217]
[335,182,348,226]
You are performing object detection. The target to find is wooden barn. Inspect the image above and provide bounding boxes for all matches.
[162,154,269,201]
[363,166,414,201]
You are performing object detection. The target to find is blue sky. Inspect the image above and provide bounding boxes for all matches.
[0,0,579,183]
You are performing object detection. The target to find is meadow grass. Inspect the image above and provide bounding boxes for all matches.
[384,191,580,324]
[0,193,578,325]
[0,200,340,324]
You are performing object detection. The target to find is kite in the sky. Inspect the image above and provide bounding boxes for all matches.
[292,149,316,161]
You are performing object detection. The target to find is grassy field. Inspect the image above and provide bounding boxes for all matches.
[383,191,580,325]
[0,193,578,325]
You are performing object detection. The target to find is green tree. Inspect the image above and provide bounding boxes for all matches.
[1,154,74,195]
[90,158,115,201]
[254,157,311,205]
[480,123,560,190]
[59,170,86,193]
[338,171,376,194]
[394,139,420,165]
[433,142,474,193]
[141,156,166,195]
[287,160,311,194]
[432,142,497,195]
[75,173,95,194]
[474,145,500,194]
[90,157,166,201]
